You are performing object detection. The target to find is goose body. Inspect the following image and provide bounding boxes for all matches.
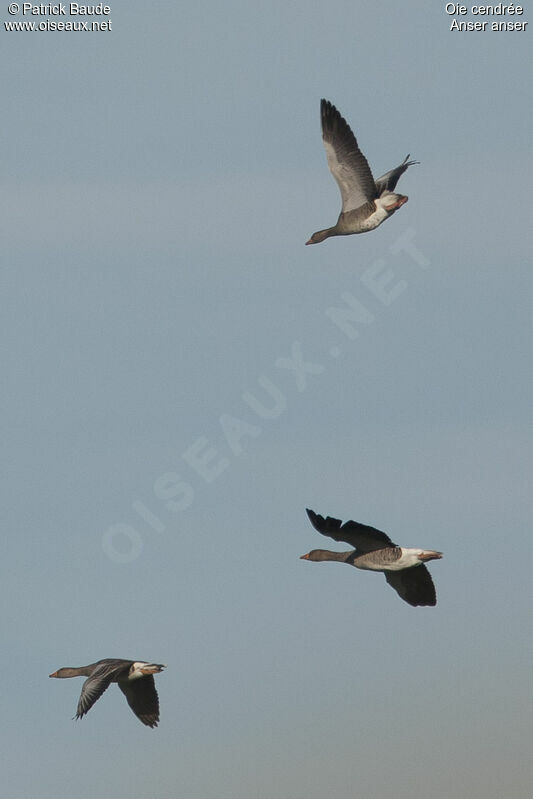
[49,658,166,727]
[301,509,442,606]
[306,100,418,245]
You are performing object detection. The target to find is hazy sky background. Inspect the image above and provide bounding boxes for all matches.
[2,2,532,797]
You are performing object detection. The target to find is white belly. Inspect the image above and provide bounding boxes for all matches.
[361,206,389,231]
[386,548,424,571]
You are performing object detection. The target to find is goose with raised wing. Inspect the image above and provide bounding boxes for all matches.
[49,658,166,727]
[306,99,418,244]
[301,509,442,606]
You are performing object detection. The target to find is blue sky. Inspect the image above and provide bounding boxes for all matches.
[2,2,532,797]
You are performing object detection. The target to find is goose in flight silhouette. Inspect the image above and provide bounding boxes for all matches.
[301,509,441,606]
[306,100,418,245]
[49,658,166,727]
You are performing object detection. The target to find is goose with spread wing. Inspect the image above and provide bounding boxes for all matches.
[49,658,166,727]
[301,509,442,606]
[306,100,418,245]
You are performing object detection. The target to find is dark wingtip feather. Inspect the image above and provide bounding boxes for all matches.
[305,508,323,530]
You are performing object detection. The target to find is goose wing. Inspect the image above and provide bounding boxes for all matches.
[306,508,395,552]
[374,155,419,195]
[320,99,376,213]
[74,659,130,720]
[119,676,161,728]
[385,565,437,607]
[75,671,114,720]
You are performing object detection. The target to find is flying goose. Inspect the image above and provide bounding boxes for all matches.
[49,658,166,727]
[301,509,442,606]
[306,100,418,244]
